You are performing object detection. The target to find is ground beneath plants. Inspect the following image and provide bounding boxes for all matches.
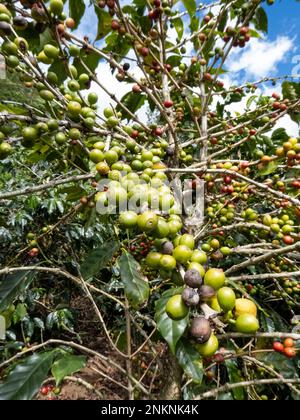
[36,294,166,400]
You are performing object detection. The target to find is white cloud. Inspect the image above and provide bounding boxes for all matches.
[272,115,299,137]
[227,36,294,79]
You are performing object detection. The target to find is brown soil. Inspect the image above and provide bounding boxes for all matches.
[37,295,167,400]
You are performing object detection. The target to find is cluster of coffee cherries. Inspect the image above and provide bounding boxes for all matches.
[39,384,59,400]
[273,338,297,359]
[275,137,300,166]
[165,273,260,359]
[223,26,252,49]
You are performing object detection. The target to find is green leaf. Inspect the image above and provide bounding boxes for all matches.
[155,288,189,354]
[13,303,27,323]
[248,28,261,39]
[48,59,68,85]
[176,339,203,383]
[94,6,112,41]
[258,160,279,176]
[117,91,146,120]
[0,352,54,400]
[271,128,289,142]
[73,50,101,75]
[80,239,119,279]
[133,0,147,7]
[51,355,86,386]
[256,351,298,380]
[69,0,86,29]
[281,82,300,124]
[202,35,216,61]
[289,110,300,125]
[59,185,86,201]
[182,0,196,17]
[190,15,199,33]
[39,28,54,50]
[218,10,228,33]
[173,18,184,40]
[103,32,131,64]
[254,7,268,33]
[246,95,257,109]
[225,359,245,400]
[0,271,36,313]
[118,252,149,308]
[282,81,300,101]
[166,56,182,68]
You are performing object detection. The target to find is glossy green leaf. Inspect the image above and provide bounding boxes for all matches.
[282,81,300,101]
[95,6,112,41]
[73,50,101,75]
[256,351,298,380]
[258,160,279,176]
[271,128,289,142]
[39,28,54,50]
[254,8,268,33]
[173,17,184,40]
[190,15,199,33]
[0,271,36,313]
[48,59,68,85]
[0,352,54,400]
[51,355,86,386]
[69,0,86,29]
[176,339,203,383]
[218,10,228,32]
[246,95,257,109]
[118,252,149,308]
[155,288,189,354]
[182,0,196,17]
[225,359,245,400]
[80,239,119,279]
[117,91,146,120]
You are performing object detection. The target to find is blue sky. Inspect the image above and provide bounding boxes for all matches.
[76,0,300,80]
[259,0,299,78]
[73,0,299,135]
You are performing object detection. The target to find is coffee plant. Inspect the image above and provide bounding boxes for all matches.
[0,0,299,400]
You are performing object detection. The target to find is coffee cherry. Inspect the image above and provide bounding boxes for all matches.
[173,245,193,264]
[119,211,138,228]
[204,268,226,290]
[283,338,294,348]
[283,347,296,358]
[196,334,219,358]
[165,295,189,320]
[182,287,200,307]
[160,254,177,270]
[40,386,49,396]
[273,341,284,353]
[235,298,257,317]
[111,20,120,30]
[161,241,174,255]
[163,100,173,108]
[66,18,75,29]
[235,314,259,334]
[179,234,195,250]
[184,269,202,288]
[140,47,149,57]
[137,211,158,232]
[190,317,212,343]
[217,287,236,312]
[49,0,64,16]
[199,285,216,302]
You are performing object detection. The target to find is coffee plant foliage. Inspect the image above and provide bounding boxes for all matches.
[0,0,299,400]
